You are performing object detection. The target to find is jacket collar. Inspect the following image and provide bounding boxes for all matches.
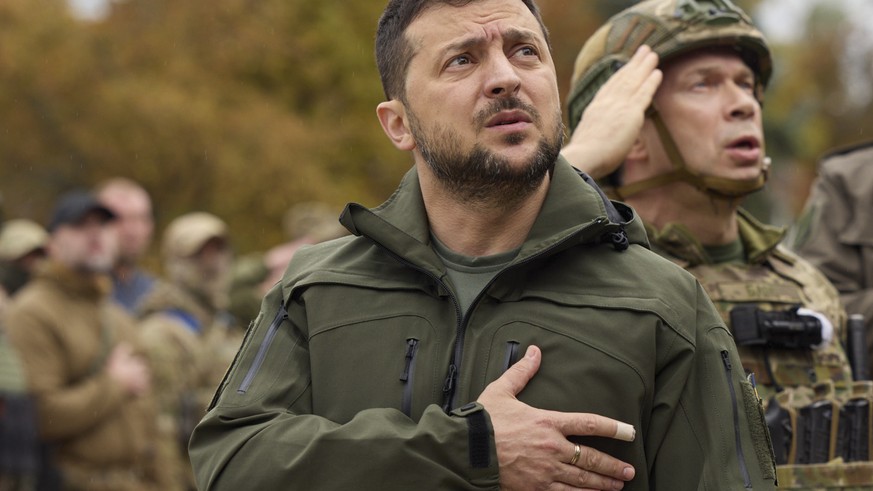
[36,260,111,301]
[646,207,785,266]
[339,157,647,274]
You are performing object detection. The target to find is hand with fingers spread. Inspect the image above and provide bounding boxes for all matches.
[478,345,636,491]
[562,45,662,180]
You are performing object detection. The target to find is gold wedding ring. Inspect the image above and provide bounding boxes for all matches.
[569,443,581,466]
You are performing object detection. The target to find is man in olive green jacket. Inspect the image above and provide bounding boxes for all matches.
[189,0,775,489]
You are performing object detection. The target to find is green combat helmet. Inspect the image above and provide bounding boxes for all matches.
[567,0,773,200]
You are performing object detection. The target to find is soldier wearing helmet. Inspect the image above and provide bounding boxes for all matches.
[136,212,243,490]
[562,0,870,487]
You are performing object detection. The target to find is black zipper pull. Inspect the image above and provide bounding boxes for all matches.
[721,350,732,371]
[400,339,418,382]
[442,364,457,394]
[609,229,629,251]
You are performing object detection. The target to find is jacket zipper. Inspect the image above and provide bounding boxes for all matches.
[721,350,753,488]
[400,338,420,417]
[353,243,463,412]
[372,218,616,413]
[237,304,289,394]
[502,341,520,373]
[443,218,615,411]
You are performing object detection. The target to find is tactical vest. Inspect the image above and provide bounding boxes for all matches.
[647,209,852,396]
[648,210,873,489]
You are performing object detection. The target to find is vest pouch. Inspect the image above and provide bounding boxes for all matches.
[765,395,797,465]
[794,381,840,464]
[730,304,823,349]
[835,381,873,462]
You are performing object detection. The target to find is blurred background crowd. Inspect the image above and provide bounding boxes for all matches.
[0,0,871,489]
[0,179,345,490]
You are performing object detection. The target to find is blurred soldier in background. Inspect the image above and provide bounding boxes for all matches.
[260,201,347,293]
[95,178,157,313]
[0,217,42,491]
[563,0,871,487]
[3,190,175,491]
[228,201,346,326]
[137,212,242,490]
[0,219,48,299]
[0,317,40,491]
[792,141,873,375]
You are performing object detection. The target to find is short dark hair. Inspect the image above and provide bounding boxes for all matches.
[375,0,550,101]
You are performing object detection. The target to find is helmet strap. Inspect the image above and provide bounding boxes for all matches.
[614,109,768,201]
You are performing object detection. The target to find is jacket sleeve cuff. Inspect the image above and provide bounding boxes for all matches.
[451,402,492,469]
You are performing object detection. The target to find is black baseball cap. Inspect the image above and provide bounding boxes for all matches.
[48,190,117,232]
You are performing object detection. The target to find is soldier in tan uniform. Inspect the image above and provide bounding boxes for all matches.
[137,212,243,490]
[562,0,873,487]
[4,191,177,491]
[792,141,873,375]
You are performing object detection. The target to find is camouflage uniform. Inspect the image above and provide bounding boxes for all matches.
[649,210,869,490]
[137,212,243,490]
[792,141,873,374]
[647,209,851,396]
[138,282,242,489]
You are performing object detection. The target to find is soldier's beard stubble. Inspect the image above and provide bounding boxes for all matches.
[406,97,564,208]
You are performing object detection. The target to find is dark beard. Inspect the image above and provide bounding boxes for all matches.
[408,97,563,208]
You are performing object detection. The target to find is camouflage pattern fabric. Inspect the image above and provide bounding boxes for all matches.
[138,281,244,490]
[647,209,873,488]
[648,209,851,396]
[567,0,771,133]
[778,462,873,490]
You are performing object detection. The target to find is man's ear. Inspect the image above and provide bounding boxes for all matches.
[377,100,415,151]
[625,133,648,164]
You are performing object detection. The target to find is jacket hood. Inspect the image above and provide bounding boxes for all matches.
[339,157,648,276]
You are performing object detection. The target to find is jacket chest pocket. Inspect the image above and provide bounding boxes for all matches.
[308,315,447,423]
[473,315,652,417]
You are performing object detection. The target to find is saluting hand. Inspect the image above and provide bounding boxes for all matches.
[561,44,661,181]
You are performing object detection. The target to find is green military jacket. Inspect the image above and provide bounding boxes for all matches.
[190,159,776,490]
